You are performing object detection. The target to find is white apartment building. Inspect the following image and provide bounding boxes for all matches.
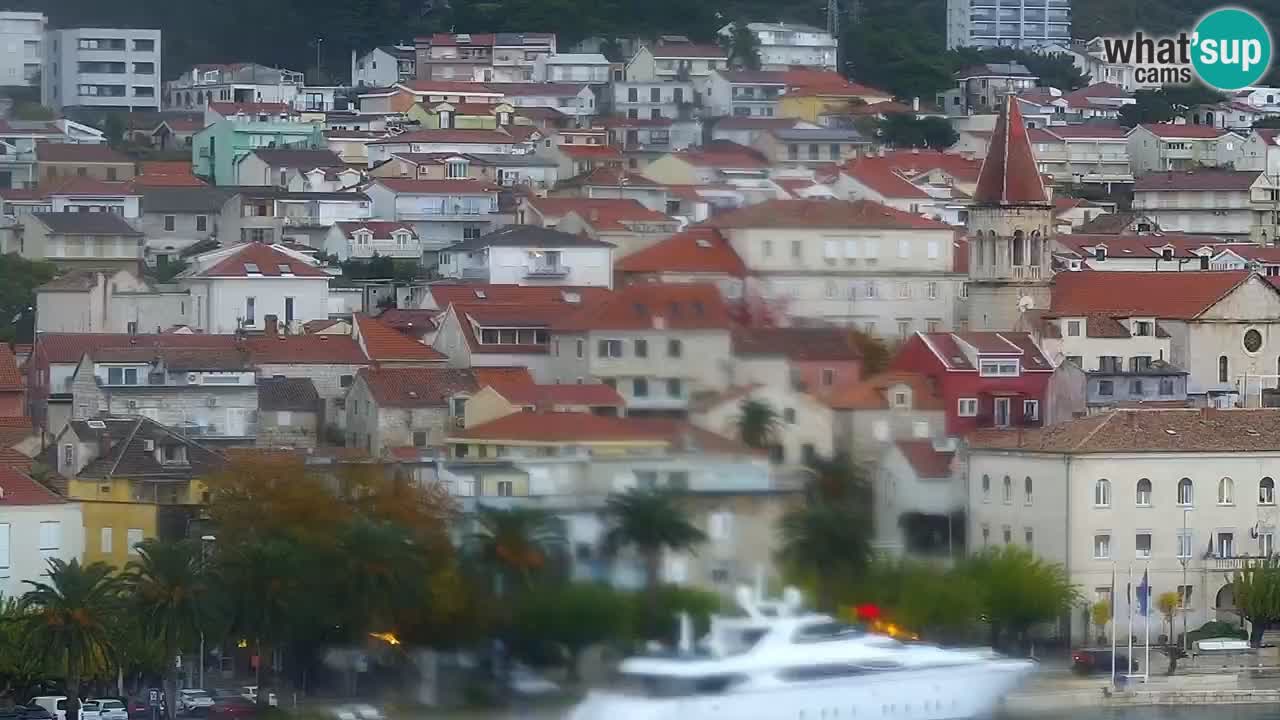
[43,28,162,111]
[0,12,46,87]
[968,408,1280,645]
[1131,169,1277,241]
[0,465,83,600]
[945,0,1071,50]
[534,54,610,84]
[718,22,837,71]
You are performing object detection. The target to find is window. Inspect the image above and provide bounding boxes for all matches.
[127,528,143,555]
[1262,531,1275,557]
[1159,378,1175,396]
[1263,477,1276,505]
[763,239,773,257]
[667,378,682,397]
[978,360,1018,377]
[958,398,978,417]
[1066,320,1081,336]
[340,375,354,388]
[1130,379,1144,395]
[1134,320,1153,337]
[1177,584,1194,609]
[0,523,7,571]
[1098,380,1114,396]
[576,339,584,358]
[1177,477,1194,506]
[650,87,660,102]
[791,240,802,259]
[634,338,648,358]
[1002,526,1012,544]
[981,524,990,546]
[100,527,113,554]
[897,281,911,299]
[1218,532,1235,558]
[1025,528,1034,548]
[808,144,820,160]
[1219,355,1229,383]
[897,320,910,338]
[1094,478,1111,507]
[1136,532,1152,559]
[446,161,467,179]
[1219,477,1235,505]
[1023,400,1039,422]
[633,378,649,397]
[787,144,799,160]
[244,297,256,326]
[821,369,835,387]
[497,481,513,497]
[1245,328,1264,353]
[598,339,623,358]
[413,431,428,447]
[1094,534,1111,559]
[38,521,60,559]
[1176,531,1193,560]
[1002,475,1012,504]
[783,407,797,423]
[668,339,682,358]
[134,39,155,51]
[1136,478,1152,506]
[981,474,991,502]
[196,215,207,232]
[927,281,938,299]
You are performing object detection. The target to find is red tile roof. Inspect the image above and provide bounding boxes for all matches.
[555,283,731,332]
[488,82,590,97]
[0,345,21,391]
[1041,124,1130,140]
[844,100,914,116]
[896,440,955,478]
[710,199,951,230]
[953,236,969,274]
[358,366,479,407]
[614,225,746,276]
[880,150,982,183]
[674,143,768,169]
[573,168,663,187]
[370,129,516,145]
[562,200,675,231]
[132,171,207,188]
[969,408,1280,453]
[1055,233,1228,259]
[427,33,495,46]
[245,335,369,364]
[731,327,865,362]
[1133,169,1261,192]
[783,69,891,98]
[914,332,1053,372]
[36,143,131,163]
[823,371,945,411]
[558,144,624,159]
[451,411,750,453]
[511,383,626,408]
[713,116,801,130]
[34,333,238,364]
[842,157,931,199]
[44,177,138,196]
[157,117,203,132]
[354,314,447,363]
[1050,270,1254,319]
[425,283,611,310]
[452,303,562,354]
[399,80,502,94]
[0,465,64,505]
[1140,123,1231,139]
[974,95,1048,205]
[375,308,439,334]
[653,43,726,58]
[373,177,499,194]
[194,243,328,278]
[334,220,418,238]
[527,196,664,224]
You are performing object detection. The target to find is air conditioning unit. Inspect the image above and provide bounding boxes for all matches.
[126,400,138,410]
[143,439,154,451]
[207,397,218,407]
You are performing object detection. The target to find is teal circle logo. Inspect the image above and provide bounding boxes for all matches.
[1191,7,1272,91]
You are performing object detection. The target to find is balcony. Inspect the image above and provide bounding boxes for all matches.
[1211,555,1273,571]
[525,263,569,278]
[398,209,492,222]
[1012,265,1042,280]
[351,240,422,260]
[459,266,490,280]
[282,215,323,228]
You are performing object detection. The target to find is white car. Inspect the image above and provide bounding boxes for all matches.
[81,700,128,720]
[238,688,277,707]
[178,691,213,713]
[30,696,66,720]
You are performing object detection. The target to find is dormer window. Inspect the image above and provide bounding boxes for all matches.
[1066,319,1082,337]
[1094,246,1106,261]
[353,231,371,245]
[890,385,911,408]
[393,231,410,246]
[979,360,1019,377]
[1133,320,1154,336]
[1160,246,1174,261]
[446,160,468,179]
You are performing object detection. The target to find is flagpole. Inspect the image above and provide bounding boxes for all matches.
[1110,561,1117,686]
[1144,562,1151,682]
[1127,563,1134,677]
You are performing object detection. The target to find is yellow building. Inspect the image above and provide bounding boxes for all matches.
[779,84,894,123]
[407,101,515,130]
[55,417,222,568]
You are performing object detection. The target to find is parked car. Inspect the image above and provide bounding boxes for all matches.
[20,706,55,720]
[509,664,560,695]
[178,692,213,714]
[29,697,66,720]
[81,699,128,720]
[207,699,256,720]
[347,706,382,720]
[236,690,275,708]
[1071,648,1133,675]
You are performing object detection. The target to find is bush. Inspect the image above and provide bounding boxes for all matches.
[1187,620,1247,643]
[628,585,721,643]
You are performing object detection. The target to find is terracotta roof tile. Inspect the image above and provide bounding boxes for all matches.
[424,283,611,310]
[251,148,345,169]
[376,309,439,334]
[192,243,328,278]
[257,377,321,411]
[359,366,478,407]
[1140,123,1232,139]
[970,408,1280,452]
[555,283,730,331]
[823,371,945,411]
[0,344,23,391]
[369,129,516,145]
[1050,271,1253,319]
[34,333,239,364]
[245,335,369,364]
[0,465,64,505]
[710,199,951,230]
[842,157,931,199]
[44,176,138,196]
[36,143,132,163]
[614,225,746,276]
[673,143,768,169]
[1133,169,1260,192]
[355,314,447,362]
[557,144,623,159]
[732,327,864,361]
[453,303,562,354]
[974,95,1048,205]
[879,150,982,183]
[896,440,955,478]
[451,411,751,453]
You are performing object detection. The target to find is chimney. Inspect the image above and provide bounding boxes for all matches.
[264,314,279,338]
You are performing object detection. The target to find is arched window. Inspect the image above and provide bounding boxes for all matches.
[1261,477,1275,505]
[1030,231,1042,266]
[974,235,983,268]
[982,474,990,501]
[1219,477,1235,505]
[1024,476,1033,504]
[1136,478,1152,506]
[1012,229,1025,266]
[987,232,997,266]
[196,90,204,105]
[1002,475,1012,503]
[1178,477,1194,506]
[1219,355,1229,383]
[1094,478,1111,507]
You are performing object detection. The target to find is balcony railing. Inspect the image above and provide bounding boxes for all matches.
[351,241,421,259]
[526,264,569,278]
[1211,555,1274,571]
[460,266,489,279]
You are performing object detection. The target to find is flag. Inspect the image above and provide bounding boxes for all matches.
[1137,570,1151,616]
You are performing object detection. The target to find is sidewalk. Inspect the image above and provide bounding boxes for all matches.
[1004,667,1280,713]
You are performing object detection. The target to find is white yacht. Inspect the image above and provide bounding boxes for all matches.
[569,587,1035,720]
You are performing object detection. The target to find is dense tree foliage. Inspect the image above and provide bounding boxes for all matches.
[1233,558,1280,647]
[877,114,958,150]
[604,488,706,593]
[961,546,1078,651]
[778,454,873,611]
[735,399,781,450]
[1119,86,1228,127]
[0,255,57,344]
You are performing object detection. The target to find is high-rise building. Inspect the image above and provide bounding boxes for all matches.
[0,12,46,88]
[42,28,162,111]
[946,0,1071,51]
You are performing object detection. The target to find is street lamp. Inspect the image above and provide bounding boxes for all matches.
[199,535,216,689]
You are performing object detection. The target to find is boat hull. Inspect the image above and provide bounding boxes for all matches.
[568,659,1035,720]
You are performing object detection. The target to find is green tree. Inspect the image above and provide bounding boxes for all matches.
[214,538,306,702]
[1090,599,1111,644]
[467,506,565,596]
[628,585,722,642]
[778,502,872,611]
[806,453,872,506]
[335,518,427,632]
[0,255,57,343]
[102,113,126,149]
[877,114,958,150]
[735,399,780,450]
[1120,86,1225,127]
[962,546,1078,653]
[125,540,212,720]
[510,583,630,679]
[1157,591,1179,643]
[18,559,123,720]
[1233,557,1280,647]
[850,560,980,641]
[604,488,706,593]
[721,21,761,70]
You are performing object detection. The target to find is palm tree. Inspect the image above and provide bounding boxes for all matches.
[214,538,304,704]
[777,503,873,611]
[806,453,872,506]
[722,21,762,70]
[124,540,211,720]
[735,399,781,450]
[336,518,426,630]
[467,506,565,595]
[604,488,707,592]
[19,559,123,720]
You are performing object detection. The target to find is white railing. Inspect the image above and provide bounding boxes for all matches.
[350,241,421,259]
